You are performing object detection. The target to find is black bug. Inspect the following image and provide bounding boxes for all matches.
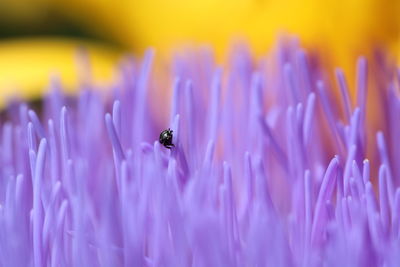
[159,128,175,149]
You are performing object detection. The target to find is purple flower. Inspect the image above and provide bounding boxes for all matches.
[1,41,400,267]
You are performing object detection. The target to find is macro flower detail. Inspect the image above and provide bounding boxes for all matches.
[0,42,399,267]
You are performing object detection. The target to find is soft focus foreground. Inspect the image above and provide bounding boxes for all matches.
[1,42,400,267]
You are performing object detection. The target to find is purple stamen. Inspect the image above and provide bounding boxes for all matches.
[1,42,400,266]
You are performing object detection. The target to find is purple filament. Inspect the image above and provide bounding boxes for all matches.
[0,41,400,266]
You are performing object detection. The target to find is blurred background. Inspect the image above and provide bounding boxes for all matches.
[0,0,398,105]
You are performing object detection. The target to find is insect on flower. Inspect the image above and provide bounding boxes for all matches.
[159,128,175,149]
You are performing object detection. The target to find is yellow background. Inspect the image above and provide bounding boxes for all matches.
[0,0,398,104]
